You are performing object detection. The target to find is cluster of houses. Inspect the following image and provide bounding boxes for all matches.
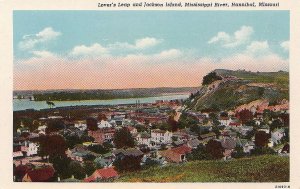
[13,98,289,182]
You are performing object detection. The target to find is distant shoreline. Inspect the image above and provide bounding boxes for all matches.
[13,94,190,111]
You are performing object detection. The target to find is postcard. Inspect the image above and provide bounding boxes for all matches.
[0,0,300,188]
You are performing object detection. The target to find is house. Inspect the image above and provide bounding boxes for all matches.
[271,128,285,145]
[22,141,39,156]
[239,126,254,136]
[258,125,270,134]
[112,148,144,160]
[172,130,190,141]
[199,132,216,143]
[37,125,47,134]
[98,120,112,128]
[22,166,55,182]
[187,139,201,149]
[219,116,232,126]
[159,145,192,163]
[66,145,99,162]
[17,127,30,135]
[151,129,172,145]
[237,139,255,153]
[74,121,87,131]
[228,121,241,127]
[88,128,115,144]
[127,126,138,135]
[84,167,119,182]
[136,131,151,146]
[173,140,185,147]
[94,156,114,168]
[221,137,236,160]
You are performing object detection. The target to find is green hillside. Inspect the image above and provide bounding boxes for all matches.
[117,155,289,182]
[186,69,289,111]
[214,69,289,89]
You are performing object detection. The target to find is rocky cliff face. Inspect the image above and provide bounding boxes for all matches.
[185,69,289,111]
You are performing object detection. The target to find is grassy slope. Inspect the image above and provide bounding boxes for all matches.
[117,155,289,182]
[215,70,289,89]
[188,70,289,111]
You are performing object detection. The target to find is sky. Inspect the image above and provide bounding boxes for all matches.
[14,11,289,90]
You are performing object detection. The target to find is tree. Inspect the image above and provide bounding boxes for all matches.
[254,131,270,148]
[177,113,198,129]
[113,155,142,172]
[86,117,98,131]
[211,126,220,138]
[187,144,211,160]
[69,161,86,179]
[31,120,40,132]
[190,125,200,134]
[113,127,135,149]
[206,140,223,159]
[270,119,283,131]
[245,120,256,126]
[84,161,96,176]
[102,141,113,150]
[250,147,276,156]
[158,122,171,131]
[202,72,222,85]
[232,146,246,158]
[135,124,146,132]
[38,134,67,160]
[46,119,65,134]
[46,101,55,108]
[236,109,253,124]
[50,155,72,179]
[88,144,109,154]
[167,116,178,132]
[142,158,160,170]
[65,135,82,149]
[244,129,255,140]
[209,112,220,126]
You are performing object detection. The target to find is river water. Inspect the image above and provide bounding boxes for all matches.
[13,94,189,111]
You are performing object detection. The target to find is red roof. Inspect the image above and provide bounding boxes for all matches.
[171,145,192,154]
[24,166,55,182]
[84,167,118,182]
[15,164,33,178]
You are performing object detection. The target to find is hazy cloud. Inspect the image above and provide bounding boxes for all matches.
[109,37,162,50]
[280,40,289,51]
[208,26,254,48]
[70,43,109,58]
[19,27,61,50]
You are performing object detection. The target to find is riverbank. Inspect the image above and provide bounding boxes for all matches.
[13,94,189,111]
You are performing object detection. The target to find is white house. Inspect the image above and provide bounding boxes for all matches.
[151,129,172,145]
[37,125,47,134]
[98,120,112,128]
[271,128,285,145]
[219,117,232,126]
[238,139,255,153]
[22,141,39,156]
[74,121,87,131]
[136,132,151,146]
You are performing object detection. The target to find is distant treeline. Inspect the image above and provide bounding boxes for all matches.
[33,92,150,101]
[32,87,196,101]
